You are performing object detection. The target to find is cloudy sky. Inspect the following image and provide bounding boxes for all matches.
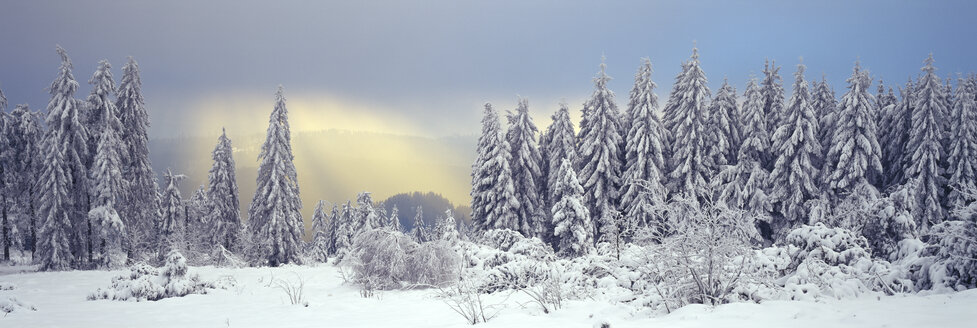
[2,0,976,209]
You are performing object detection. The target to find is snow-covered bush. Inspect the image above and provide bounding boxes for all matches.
[776,223,912,299]
[864,184,919,260]
[344,228,461,292]
[88,250,214,301]
[923,221,977,290]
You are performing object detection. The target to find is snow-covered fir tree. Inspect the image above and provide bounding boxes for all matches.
[411,206,426,242]
[715,77,772,231]
[434,208,459,242]
[36,121,73,271]
[506,98,544,238]
[666,47,715,198]
[576,59,624,243]
[308,200,330,262]
[761,60,786,140]
[325,204,339,254]
[387,204,402,232]
[946,78,977,210]
[875,80,897,121]
[185,186,209,252]
[905,55,948,230]
[207,128,242,252]
[824,62,883,195]
[880,79,915,188]
[86,76,127,268]
[470,103,517,231]
[333,201,353,254]
[551,158,592,257]
[86,60,115,156]
[0,91,12,260]
[159,169,186,255]
[544,103,577,219]
[116,56,159,257]
[768,62,822,237]
[354,191,381,234]
[6,105,43,255]
[45,46,91,264]
[247,86,304,266]
[812,77,839,159]
[710,78,741,165]
[619,58,668,239]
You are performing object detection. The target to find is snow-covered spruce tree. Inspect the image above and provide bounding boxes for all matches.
[576,60,624,244]
[904,55,948,230]
[715,77,773,238]
[761,60,786,143]
[710,78,741,166]
[36,122,73,270]
[86,77,127,268]
[325,204,339,254]
[410,206,426,243]
[45,46,91,265]
[333,201,353,255]
[247,86,304,266]
[824,62,883,196]
[544,103,577,237]
[880,79,915,188]
[207,128,242,253]
[6,105,43,255]
[434,208,459,242]
[875,80,897,122]
[470,103,518,231]
[159,169,186,257]
[86,60,115,157]
[551,158,593,257]
[116,57,159,258]
[768,62,822,237]
[506,98,545,238]
[946,78,977,211]
[812,77,839,160]
[0,91,12,261]
[307,200,330,263]
[666,47,715,199]
[184,186,210,254]
[387,204,402,232]
[619,58,668,240]
[354,192,382,235]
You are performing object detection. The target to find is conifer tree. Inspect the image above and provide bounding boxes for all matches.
[768,62,822,234]
[0,91,11,260]
[45,46,90,264]
[506,98,544,238]
[576,60,624,243]
[619,58,668,239]
[355,191,381,234]
[716,77,772,225]
[333,201,353,254]
[551,158,592,257]
[905,55,947,230]
[37,123,73,271]
[880,79,915,188]
[308,200,330,262]
[812,77,839,159]
[666,47,714,198]
[247,86,304,266]
[947,78,977,210]
[545,103,577,212]
[86,60,115,153]
[434,208,459,242]
[87,72,127,267]
[824,62,883,195]
[159,169,186,256]
[208,128,242,252]
[710,78,741,165]
[761,60,786,138]
[411,206,426,242]
[388,205,402,232]
[116,57,159,256]
[325,205,339,254]
[470,103,517,231]
[7,105,42,254]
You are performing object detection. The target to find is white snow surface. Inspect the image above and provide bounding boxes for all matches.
[1,263,974,327]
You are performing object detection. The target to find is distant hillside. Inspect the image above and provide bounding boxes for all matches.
[149,129,476,231]
[381,191,472,231]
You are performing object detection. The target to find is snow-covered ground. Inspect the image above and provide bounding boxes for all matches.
[1,263,975,328]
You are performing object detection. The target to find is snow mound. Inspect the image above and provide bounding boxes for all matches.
[0,296,36,314]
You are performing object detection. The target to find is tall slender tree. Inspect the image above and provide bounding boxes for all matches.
[87,71,127,268]
[716,77,772,228]
[247,86,304,266]
[159,168,186,256]
[825,62,883,195]
[551,159,592,257]
[880,79,915,188]
[7,105,42,254]
[946,78,977,210]
[812,77,838,160]
[208,128,242,252]
[116,57,159,257]
[666,47,714,198]
[545,103,577,213]
[905,55,947,230]
[761,60,786,141]
[710,78,741,165]
[768,62,822,235]
[506,98,544,237]
[470,104,517,231]
[619,58,668,239]
[576,60,624,243]
[308,200,330,262]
